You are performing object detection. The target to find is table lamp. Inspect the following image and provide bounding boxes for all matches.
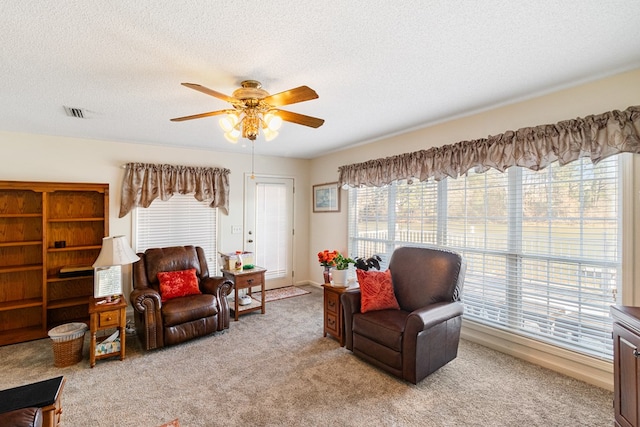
[92,235,140,302]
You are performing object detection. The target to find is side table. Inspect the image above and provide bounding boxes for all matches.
[323,284,354,346]
[89,296,126,368]
[0,376,65,427]
[222,267,267,321]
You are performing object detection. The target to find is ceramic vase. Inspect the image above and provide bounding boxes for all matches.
[323,266,333,284]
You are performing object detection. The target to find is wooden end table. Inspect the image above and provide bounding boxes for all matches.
[323,284,355,346]
[222,267,267,321]
[89,296,126,368]
[0,376,65,427]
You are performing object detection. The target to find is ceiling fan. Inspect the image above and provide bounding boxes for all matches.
[171,80,324,143]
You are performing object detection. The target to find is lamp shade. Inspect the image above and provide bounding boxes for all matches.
[93,235,140,267]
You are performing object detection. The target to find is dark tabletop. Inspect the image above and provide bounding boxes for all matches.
[0,376,64,413]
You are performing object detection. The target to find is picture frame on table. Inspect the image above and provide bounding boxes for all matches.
[313,182,340,213]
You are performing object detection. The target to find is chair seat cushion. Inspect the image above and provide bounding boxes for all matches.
[353,309,408,352]
[162,294,217,327]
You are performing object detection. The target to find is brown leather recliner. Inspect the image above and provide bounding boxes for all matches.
[341,246,466,384]
[131,246,233,350]
[0,408,42,427]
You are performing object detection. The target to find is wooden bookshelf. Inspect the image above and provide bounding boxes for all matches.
[0,181,109,346]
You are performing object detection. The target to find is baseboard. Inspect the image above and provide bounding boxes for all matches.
[461,319,613,391]
[295,279,322,288]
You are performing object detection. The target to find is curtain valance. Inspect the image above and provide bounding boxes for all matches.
[118,162,230,217]
[338,105,640,187]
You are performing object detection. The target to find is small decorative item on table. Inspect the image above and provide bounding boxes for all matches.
[317,249,354,286]
[322,265,333,284]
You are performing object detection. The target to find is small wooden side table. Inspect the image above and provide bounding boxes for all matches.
[323,284,354,346]
[89,296,126,368]
[0,376,65,427]
[222,267,267,321]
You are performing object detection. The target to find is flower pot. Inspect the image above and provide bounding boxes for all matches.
[332,269,348,286]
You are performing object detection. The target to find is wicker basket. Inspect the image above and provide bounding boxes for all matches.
[48,323,88,367]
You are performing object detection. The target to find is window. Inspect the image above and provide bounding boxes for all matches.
[348,156,621,360]
[134,193,218,271]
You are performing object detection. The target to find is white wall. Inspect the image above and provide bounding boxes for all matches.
[309,68,640,390]
[0,134,312,293]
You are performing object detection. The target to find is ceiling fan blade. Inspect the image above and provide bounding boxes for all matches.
[170,109,229,122]
[181,83,237,103]
[262,86,319,107]
[276,110,325,128]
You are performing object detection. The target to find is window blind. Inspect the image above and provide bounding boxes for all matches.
[348,156,621,360]
[134,193,218,271]
[255,182,289,280]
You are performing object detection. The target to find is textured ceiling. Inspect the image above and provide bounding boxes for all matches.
[2,1,640,159]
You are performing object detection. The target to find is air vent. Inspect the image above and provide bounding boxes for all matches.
[63,106,85,118]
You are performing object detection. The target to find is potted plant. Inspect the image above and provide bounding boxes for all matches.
[334,253,355,270]
[354,254,382,271]
[332,253,355,286]
[317,250,354,286]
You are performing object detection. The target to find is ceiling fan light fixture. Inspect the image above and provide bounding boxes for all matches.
[219,113,239,132]
[263,128,278,142]
[224,128,240,143]
[172,80,323,144]
[264,112,283,131]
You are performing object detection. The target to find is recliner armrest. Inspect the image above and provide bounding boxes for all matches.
[341,290,362,350]
[130,287,162,313]
[200,277,234,331]
[406,301,464,333]
[200,277,233,296]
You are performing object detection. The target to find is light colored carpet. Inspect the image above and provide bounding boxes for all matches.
[0,285,613,426]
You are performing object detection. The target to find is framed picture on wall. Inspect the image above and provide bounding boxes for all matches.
[313,182,340,213]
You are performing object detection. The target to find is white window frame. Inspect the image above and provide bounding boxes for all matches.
[348,156,624,361]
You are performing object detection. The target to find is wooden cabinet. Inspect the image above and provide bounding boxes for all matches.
[323,284,353,346]
[0,181,108,346]
[611,305,640,427]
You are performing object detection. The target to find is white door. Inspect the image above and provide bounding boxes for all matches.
[244,175,294,289]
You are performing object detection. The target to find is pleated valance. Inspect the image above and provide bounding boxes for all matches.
[338,105,640,187]
[118,162,230,217]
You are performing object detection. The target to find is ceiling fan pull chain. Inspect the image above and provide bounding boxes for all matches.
[251,141,255,180]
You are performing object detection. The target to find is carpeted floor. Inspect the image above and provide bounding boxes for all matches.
[0,285,613,426]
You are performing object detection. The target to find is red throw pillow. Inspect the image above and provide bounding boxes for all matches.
[356,269,400,313]
[157,268,201,302]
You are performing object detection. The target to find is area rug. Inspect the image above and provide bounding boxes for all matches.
[252,286,310,302]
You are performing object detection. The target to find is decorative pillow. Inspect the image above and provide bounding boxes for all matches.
[157,269,201,302]
[356,269,400,313]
